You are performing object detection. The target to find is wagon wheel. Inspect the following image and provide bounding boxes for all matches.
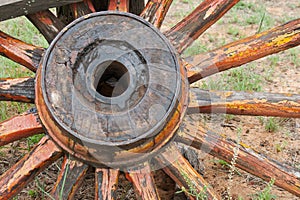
[0,0,299,199]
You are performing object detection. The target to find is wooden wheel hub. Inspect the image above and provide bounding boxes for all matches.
[35,12,188,168]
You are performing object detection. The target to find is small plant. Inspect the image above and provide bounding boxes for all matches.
[27,134,45,150]
[36,179,55,200]
[264,118,279,133]
[253,179,276,200]
[28,189,37,198]
[274,141,288,153]
[177,166,209,200]
[227,127,242,200]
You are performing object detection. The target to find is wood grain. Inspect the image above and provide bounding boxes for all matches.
[0,109,43,147]
[27,10,66,43]
[51,155,89,200]
[0,31,44,72]
[186,18,300,83]
[95,168,119,200]
[176,120,300,196]
[165,0,239,53]
[188,88,300,118]
[0,136,62,200]
[0,0,82,21]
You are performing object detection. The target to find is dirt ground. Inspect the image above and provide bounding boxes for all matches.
[0,0,299,199]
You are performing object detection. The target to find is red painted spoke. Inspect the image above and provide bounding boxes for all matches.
[0,77,35,103]
[175,120,300,196]
[156,145,221,200]
[0,31,44,72]
[108,0,130,12]
[165,0,239,53]
[126,163,160,200]
[187,18,300,83]
[0,0,83,21]
[27,10,66,43]
[70,0,96,19]
[140,0,173,29]
[51,155,89,200]
[0,109,43,147]
[0,136,62,200]
[95,168,119,200]
[188,88,300,118]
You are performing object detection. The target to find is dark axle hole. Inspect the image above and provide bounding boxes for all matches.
[95,61,130,97]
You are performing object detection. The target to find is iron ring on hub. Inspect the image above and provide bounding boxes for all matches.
[36,12,188,168]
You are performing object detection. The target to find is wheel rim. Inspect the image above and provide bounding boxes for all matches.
[0,0,299,199]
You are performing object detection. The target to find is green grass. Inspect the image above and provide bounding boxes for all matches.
[200,64,263,92]
[0,18,47,148]
[253,179,276,200]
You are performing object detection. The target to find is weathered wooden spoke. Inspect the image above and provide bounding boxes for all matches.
[165,0,239,53]
[0,77,35,103]
[187,18,300,83]
[140,0,173,29]
[95,168,119,200]
[175,120,300,196]
[0,109,43,147]
[156,145,220,200]
[0,136,62,200]
[51,155,89,200]
[69,0,96,19]
[188,88,300,118]
[127,163,160,200]
[27,10,66,43]
[0,0,83,21]
[0,31,44,72]
[108,0,130,12]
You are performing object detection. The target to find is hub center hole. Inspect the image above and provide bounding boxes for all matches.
[94,61,130,97]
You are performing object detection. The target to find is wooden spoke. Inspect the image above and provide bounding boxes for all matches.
[129,0,145,15]
[0,31,44,72]
[188,88,300,118]
[70,0,96,19]
[140,0,173,29]
[27,10,66,43]
[0,109,43,147]
[175,120,300,196]
[95,168,119,200]
[108,0,130,12]
[51,155,89,200]
[186,18,300,83]
[165,0,239,53]
[156,145,220,200]
[0,77,35,103]
[0,0,83,21]
[126,163,160,200]
[0,136,62,200]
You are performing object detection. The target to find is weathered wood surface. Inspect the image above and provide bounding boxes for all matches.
[129,0,145,15]
[127,163,160,200]
[0,0,83,21]
[108,0,130,12]
[188,88,300,118]
[95,168,119,200]
[0,136,62,200]
[69,0,95,19]
[156,145,220,200]
[0,77,35,102]
[176,120,300,196]
[27,10,66,43]
[0,109,43,147]
[186,18,300,83]
[140,0,173,29]
[165,0,239,53]
[0,31,44,72]
[51,156,89,200]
